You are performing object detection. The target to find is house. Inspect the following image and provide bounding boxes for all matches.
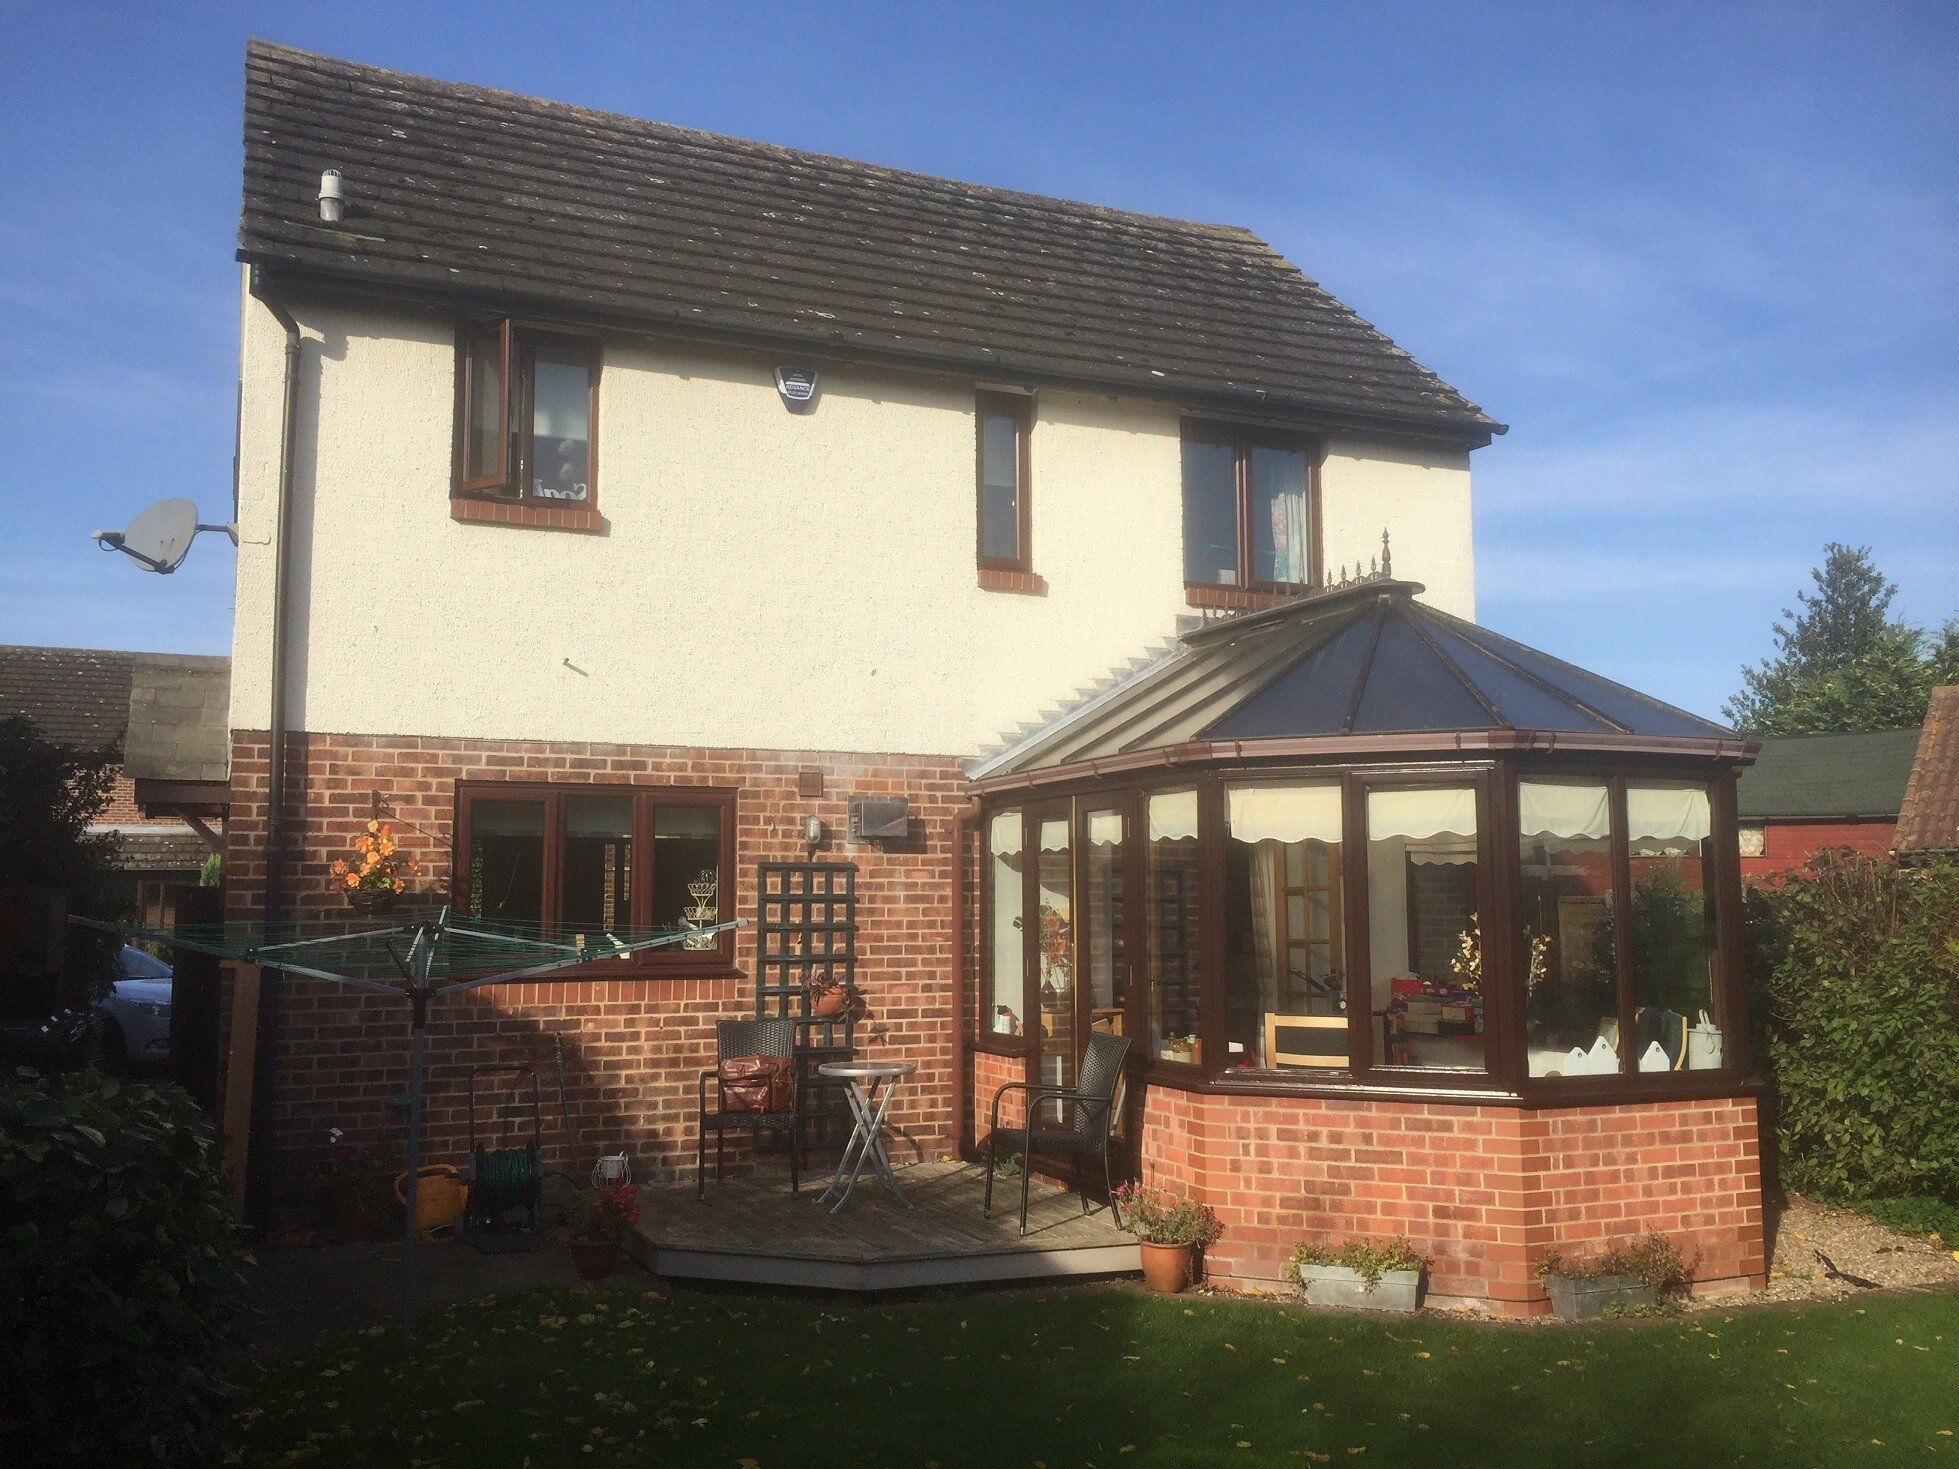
[218,41,1763,1315]
[1734,728,1920,879]
[0,644,230,929]
[1895,685,1959,861]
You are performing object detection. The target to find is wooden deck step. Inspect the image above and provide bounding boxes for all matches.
[632,1162,1140,1292]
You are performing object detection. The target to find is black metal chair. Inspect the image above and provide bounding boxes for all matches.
[696,1018,801,1201]
[983,1031,1132,1235]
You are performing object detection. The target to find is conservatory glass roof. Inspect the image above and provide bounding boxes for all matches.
[976,575,1735,780]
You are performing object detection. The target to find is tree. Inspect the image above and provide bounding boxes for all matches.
[0,714,124,1000]
[1724,544,1953,734]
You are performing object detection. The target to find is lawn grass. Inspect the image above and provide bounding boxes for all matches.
[239,1285,1959,1466]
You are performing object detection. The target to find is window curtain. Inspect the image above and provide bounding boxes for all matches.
[1149,790,1200,843]
[1627,783,1711,849]
[1248,843,1279,1017]
[1518,780,1611,841]
[1227,783,1341,845]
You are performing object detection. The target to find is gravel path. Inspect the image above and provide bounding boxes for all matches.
[1745,1193,1959,1306]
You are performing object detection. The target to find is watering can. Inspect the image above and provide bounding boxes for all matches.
[394,1163,467,1239]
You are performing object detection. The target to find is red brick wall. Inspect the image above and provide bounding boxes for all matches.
[96,768,194,828]
[969,1065,1764,1317]
[1741,817,1896,881]
[222,730,967,1192]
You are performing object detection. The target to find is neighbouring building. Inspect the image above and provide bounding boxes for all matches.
[1896,685,1959,861]
[216,41,1764,1315]
[0,644,230,930]
[1734,728,1920,880]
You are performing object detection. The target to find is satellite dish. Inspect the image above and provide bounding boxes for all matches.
[93,498,233,574]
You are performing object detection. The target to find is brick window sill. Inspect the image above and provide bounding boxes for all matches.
[452,497,605,533]
[978,567,1046,595]
[1184,582,1303,612]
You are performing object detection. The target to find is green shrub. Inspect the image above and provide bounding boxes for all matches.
[1290,1237,1429,1286]
[1857,1195,1959,1243]
[1746,852,1959,1202]
[1,1068,246,1465]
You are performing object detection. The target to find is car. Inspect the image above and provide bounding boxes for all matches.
[95,945,173,1070]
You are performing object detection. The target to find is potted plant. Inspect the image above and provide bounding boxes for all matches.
[317,1130,392,1243]
[1290,1237,1429,1311]
[568,1182,641,1280]
[809,974,859,1019]
[330,820,420,913]
[1113,1181,1221,1293]
[1537,1234,1689,1319]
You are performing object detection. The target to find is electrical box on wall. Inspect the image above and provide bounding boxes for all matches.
[848,796,909,842]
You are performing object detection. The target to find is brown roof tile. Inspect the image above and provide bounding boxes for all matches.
[1895,686,1959,856]
[238,41,1500,443]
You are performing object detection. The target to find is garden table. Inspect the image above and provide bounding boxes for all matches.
[816,1060,915,1213]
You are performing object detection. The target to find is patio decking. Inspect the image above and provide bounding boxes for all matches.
[632,1161,1140,1292]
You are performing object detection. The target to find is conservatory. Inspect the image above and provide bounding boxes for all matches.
[963,571,1766,1314]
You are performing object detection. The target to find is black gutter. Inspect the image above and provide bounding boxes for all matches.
[243,267,303,1226]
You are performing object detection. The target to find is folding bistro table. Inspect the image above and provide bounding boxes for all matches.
[816,1059,915,1212]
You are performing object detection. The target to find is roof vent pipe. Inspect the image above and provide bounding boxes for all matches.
[318,169,343,224]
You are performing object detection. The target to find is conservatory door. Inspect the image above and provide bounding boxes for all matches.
[1076,798,1138,1181]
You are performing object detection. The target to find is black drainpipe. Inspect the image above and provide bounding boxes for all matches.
[244,268,302,1226]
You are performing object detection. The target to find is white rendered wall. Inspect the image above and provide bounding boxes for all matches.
[230,285,1478,756]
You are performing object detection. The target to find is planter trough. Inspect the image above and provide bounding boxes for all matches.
[1541,1273,1656,1320]
[1296,1263,1424,1312]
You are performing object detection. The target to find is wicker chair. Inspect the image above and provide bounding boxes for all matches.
[696,1018,801,1201]
[983,1031,1132,1235]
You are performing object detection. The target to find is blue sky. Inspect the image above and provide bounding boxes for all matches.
[2,1,1953,720]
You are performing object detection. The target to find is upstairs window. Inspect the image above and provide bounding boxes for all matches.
[454,321,599,507]
[976,392,1032,573]
[1181,423,1317,591]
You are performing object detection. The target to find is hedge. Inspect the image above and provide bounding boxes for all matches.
[1747,853,1959,1203]
[0,1068,246,1466]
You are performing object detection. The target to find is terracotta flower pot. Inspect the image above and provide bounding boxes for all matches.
[1138,1240,1194,1293]
[810,985,849,1018]
[569,1234,621,1281]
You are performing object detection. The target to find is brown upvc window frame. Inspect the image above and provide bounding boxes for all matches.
[451,320,603,532]
[968,755,1750,1108]
[1181,420,1322,598]
[453,781,737,976]
[976,391,1034,576]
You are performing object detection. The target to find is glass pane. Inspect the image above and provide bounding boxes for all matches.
[651,804,721,940]
[1145,792,1201,1062]
[530,354,591,502]
[468,800,544,923]
[1036,818,1075,1110]
[1365,786,1484,1071]
[1248,445,1308,585]
[1627,782,1719,1072]
[1082,808,1125,1042]
[561,795,633,931]
[986,810,1026,1036]
[1519,780,1620,1078]
[463,329,504,483]
[1181,433,1239,585]
[979,409,1021,562]
[1225,782,1346,1070]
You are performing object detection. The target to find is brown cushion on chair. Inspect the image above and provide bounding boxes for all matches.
[718,1054,792,1114]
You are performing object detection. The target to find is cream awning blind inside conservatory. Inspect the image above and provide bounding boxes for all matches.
[1227,783,1343,845]
[1518,780,1612,841]
[1149,790,1200,843]
[1627,783,1711,849]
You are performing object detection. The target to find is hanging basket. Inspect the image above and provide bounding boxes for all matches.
[346,886,403,916]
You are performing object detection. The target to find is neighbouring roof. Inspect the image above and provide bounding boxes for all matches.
[0,644,136,750]
[125,654,232,785]
[239,41,1501,443]
[103,828,213,874]
[972,575,1734,781]
[1895,686,1959,856]
[1734,728,1920,822]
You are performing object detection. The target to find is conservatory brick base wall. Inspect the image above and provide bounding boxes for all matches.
[1133,1089,1765,1316]
[219,730,967,1196]
[966,1061,1765,1317]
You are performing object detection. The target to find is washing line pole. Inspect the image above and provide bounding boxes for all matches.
[399,912,438,1353]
